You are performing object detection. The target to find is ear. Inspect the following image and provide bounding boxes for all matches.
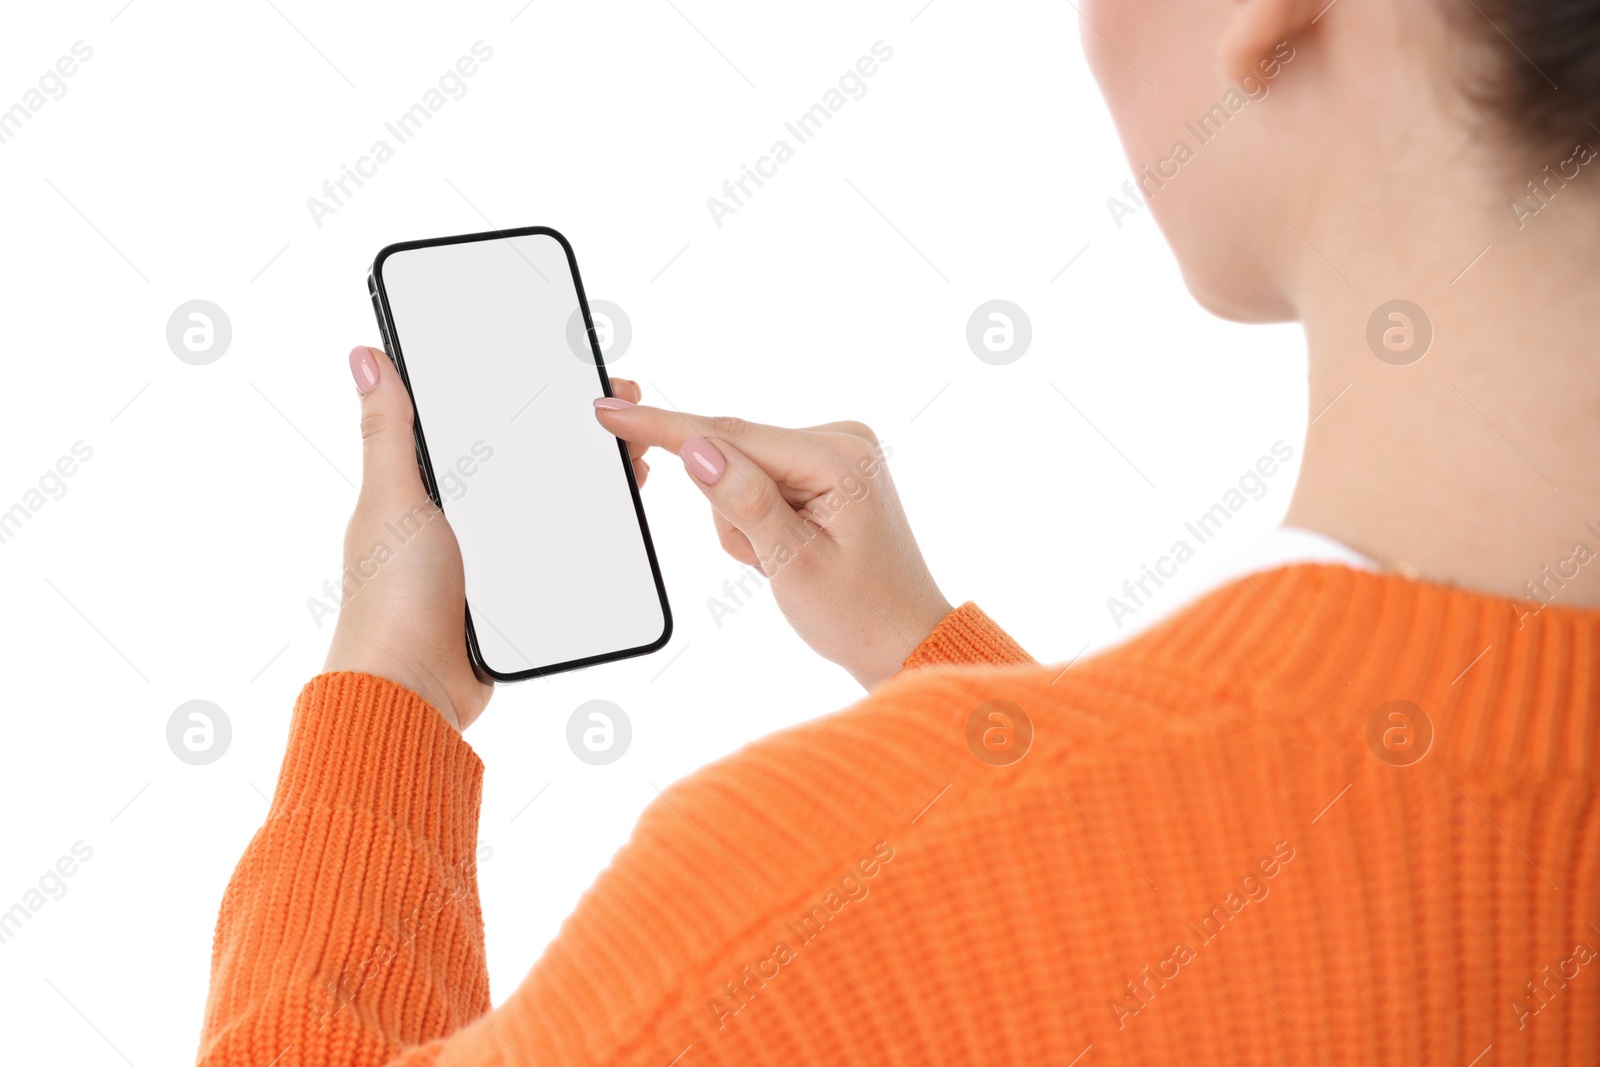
[1218,0,1322,82]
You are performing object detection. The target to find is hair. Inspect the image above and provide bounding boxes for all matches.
[1458,1,1600,153]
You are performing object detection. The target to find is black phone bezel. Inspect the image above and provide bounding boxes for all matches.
[368,224,673,682]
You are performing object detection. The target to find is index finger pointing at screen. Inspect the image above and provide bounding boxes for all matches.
[592,401,827,487]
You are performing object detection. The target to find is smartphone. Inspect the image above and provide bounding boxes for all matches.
[368,226,671,681]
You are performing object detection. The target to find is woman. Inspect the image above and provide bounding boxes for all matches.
[198,1,1600,1063]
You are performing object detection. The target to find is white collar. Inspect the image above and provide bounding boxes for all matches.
[1214,525,1381,587]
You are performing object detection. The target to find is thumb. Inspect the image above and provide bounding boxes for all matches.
[348,345,425,502]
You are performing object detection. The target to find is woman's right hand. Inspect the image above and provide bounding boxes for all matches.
[593,401,952,690]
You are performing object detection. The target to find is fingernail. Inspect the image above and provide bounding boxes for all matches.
[680,435,725,485]
[349,346,379,395]
[593,397,634,410]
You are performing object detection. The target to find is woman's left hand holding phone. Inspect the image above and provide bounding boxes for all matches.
[323,345,650,731]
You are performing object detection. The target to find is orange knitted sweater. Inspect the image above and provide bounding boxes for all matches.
[198,564,1600,1065]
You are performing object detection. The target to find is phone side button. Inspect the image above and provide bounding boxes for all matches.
[371,296,393,353]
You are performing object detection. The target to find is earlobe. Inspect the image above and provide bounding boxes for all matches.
[1218,0,1316,83]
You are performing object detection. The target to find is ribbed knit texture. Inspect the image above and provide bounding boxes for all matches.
[902,600,1036,670]
[198,569,1600,1065]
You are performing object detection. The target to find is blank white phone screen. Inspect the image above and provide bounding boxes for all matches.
[377,232,667,676]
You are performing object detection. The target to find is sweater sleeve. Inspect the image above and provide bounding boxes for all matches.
[196,672,488,1067]
[897,601,1035,672]
[197,612,1032,1066]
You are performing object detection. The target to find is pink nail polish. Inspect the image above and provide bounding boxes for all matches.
[349,346,379,395]
[680,435,725,484]
[593,397,634,410]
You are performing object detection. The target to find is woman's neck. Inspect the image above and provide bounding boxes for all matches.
[1284,173,1600,609]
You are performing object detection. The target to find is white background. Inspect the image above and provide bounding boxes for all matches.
[0,2,1304,1061]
